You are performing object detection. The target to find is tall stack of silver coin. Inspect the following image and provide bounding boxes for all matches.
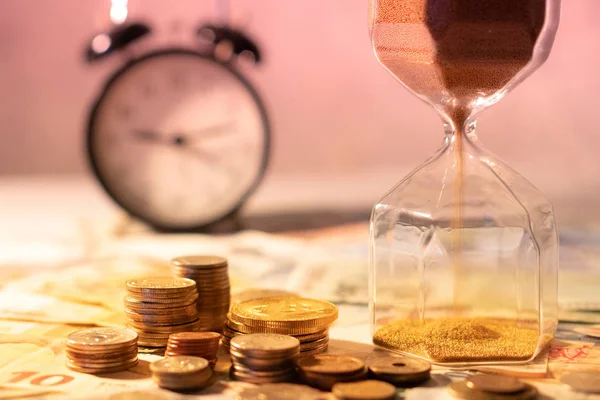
[171,255,231,332]
[229,333,300,384]
[124,277,200,347]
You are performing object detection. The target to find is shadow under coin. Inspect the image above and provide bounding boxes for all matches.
[325,339,377,360]
[420,374,452,388]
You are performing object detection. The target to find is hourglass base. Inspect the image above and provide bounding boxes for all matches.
[372,316,552,367]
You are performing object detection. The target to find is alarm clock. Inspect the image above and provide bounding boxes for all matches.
[84,22,270,232]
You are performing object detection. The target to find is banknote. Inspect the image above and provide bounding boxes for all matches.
[2,255,168,311]
[0,290,123,327]
[0,231,308,327]
[0,320,252,399]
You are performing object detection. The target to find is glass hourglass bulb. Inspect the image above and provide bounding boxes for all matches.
[368,0,561,366]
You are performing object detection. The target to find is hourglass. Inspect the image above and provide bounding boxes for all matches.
[368,0,561,365]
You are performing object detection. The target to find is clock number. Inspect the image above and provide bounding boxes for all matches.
[7,371,74,386]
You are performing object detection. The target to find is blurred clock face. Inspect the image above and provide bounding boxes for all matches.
[89,50,268,230]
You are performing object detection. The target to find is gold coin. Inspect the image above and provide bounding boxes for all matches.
[126,319,200,332]
[296,355,364,376]
[223,325,329,344]
[466,375,526,394]
[125,292,199,302]
[125,313,197,325]
[125,304,197,316]
[172,271,229,279]
[367,356,431,386]
[171,255,228,269]
[226,316,332,336]
[124,296,198,308]
[229,297,338,330]
[332,380,397,400]
[126,277,196,292]
[125,288,197,297]
[560,372,600,394]
[448,381,537,400]
[67,328,138,350]
[230,333,300,358]
[169,331,221,342]
[150,355,209,374]
[232,289,300,304]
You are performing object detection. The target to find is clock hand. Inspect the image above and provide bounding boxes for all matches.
[187,122,237,140]
[185,147,221,163]
[133,129,162,142]
[185,147,239,178]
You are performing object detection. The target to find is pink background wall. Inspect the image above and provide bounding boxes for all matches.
[1,1,599,221]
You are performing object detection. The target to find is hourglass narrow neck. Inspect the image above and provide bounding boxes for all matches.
[440,105,479,144]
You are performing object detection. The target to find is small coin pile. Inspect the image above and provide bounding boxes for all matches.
[229,333,300,384]
[66,327,138,374]
[166,332,221,366]
[171,255,230,332]
[367,356,431,386]
[449,375,537,400]
[332,380,397,400]
[560,371,600,394]
[150,356,212,391]
[296,354,367,391]
[124,277,199,347]
[224,297,338,356]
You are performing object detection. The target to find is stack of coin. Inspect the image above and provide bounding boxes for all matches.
[224,297,338,356]
[296,354,367,391]
[66,328,138,374]
[165,332,221,366]
[171,255,230,332]
[150,356,212,391]
[449,375,537,400]
[367,356,431,386]
[332,380,397,400]
[124,277,199,347]
[229,333,300,384]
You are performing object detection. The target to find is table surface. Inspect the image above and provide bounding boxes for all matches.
[0,177,599,399]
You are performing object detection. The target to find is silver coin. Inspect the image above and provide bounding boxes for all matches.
[67,328,138,349]
[231,333,300,357]
[150,355,209,374]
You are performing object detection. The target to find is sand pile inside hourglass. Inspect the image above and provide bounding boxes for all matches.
[371,0,547,363]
